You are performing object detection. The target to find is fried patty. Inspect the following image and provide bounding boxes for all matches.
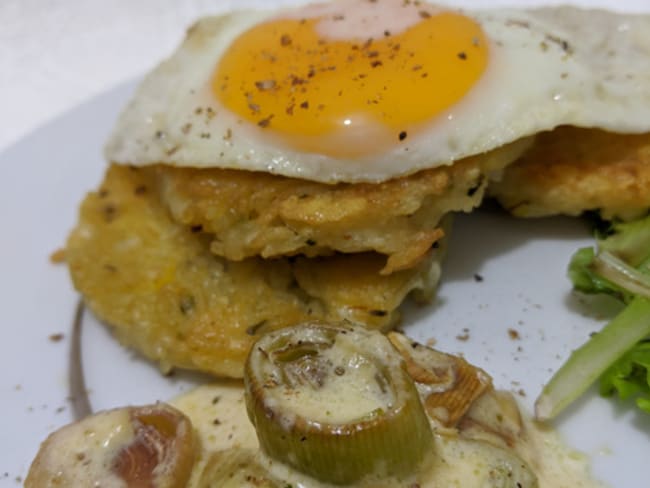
[490,127,650,221]
[155,139,531,275]
[66,165,445,378]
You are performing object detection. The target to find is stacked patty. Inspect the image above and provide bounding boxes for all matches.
[66,141,527,377]
[491,127,650,221]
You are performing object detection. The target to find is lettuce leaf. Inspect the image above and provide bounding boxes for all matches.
[568,247,630,302]
[600,340,650,414]
[535,214,650,420]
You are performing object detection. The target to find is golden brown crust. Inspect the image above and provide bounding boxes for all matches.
[66,165,443,378]
[490,127,650,221]
[155,139,530,274]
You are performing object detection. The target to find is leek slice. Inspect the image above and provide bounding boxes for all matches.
[244,322,433,485]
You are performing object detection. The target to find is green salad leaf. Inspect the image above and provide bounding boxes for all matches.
[600,340,650,414]
[567,247,629,301]
[535,215,650,421]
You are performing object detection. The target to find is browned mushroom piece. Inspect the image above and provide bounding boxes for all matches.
[387,331,492,427]
[25,404,197,488]
[458,389,525,449]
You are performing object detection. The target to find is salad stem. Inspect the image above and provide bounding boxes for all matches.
[535,296,650,421]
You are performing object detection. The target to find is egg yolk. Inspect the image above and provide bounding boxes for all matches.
[213,5,488,158]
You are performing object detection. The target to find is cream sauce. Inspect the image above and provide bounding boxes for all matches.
[248,324,405,428]
[34,409,134,487]
[171,383,605,488]
[270,350,396,424]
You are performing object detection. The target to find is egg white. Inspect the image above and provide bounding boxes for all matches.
[105,2,650,183]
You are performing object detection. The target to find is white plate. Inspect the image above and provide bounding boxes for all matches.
[2,3,650,485]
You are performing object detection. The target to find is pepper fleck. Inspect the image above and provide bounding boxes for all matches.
[280,34,292,46]
[255,79,277,91]
[258,115,274,128]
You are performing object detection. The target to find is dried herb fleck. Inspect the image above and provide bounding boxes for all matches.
[179,296,196,315]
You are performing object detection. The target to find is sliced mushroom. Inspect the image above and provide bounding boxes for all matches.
[25,403,196,488]
[388,331,492,427]
[458,389,524,448]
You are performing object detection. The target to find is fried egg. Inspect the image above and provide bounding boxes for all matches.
[105,0,650,183]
